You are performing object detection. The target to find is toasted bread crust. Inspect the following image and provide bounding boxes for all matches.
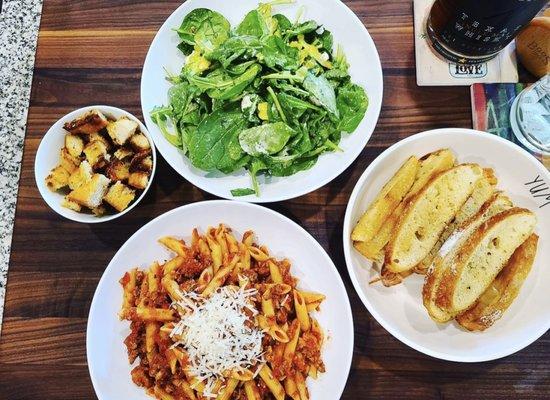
[422,192,513,322]
[63,110,108,135]
[435,208,536,313]
[385,164,483,273]
[456,234,538,331]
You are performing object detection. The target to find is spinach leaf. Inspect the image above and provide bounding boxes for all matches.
[261,36,299,70]
[273,14,292,33]
[303,72,339,117]
[236,9,270,37]
[337,82,369,132]
[239,122,294,157]
[188,108,248,172]
[230,188,256,197]
[236,3,277,37]
[176,8,230,54]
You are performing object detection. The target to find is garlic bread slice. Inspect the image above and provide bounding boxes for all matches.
[423,192,513,322]
[351,156,419,243]
[435,207,537,315]
[385,164,483,273]
[356,149,456,261]
[415,168,497,274]
[456,234,538,331]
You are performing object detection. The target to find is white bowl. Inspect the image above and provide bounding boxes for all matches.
[35,105,157,223]
[343,128,550,362]
[87,200,354,399]
[141,0,383,202]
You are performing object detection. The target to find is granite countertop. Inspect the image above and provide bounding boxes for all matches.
[0,0,43,334]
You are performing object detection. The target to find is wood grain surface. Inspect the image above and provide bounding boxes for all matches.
[1,1,548,399]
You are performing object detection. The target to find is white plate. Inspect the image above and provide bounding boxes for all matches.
[141,0,383,202]
[343,128,550,362]
[35,105,157,223]
[87,200,354,399]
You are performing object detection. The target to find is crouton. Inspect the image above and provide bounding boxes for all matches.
[92,204,107,216]
[113,146,134,161]
[65,134,84,158]
[128,171,149,190]
[88,132,112,150]
[45,165,70,191]
[60,147,81,173]
[63,109,109,135]
[83,140,109,168]
[62,196,82,212]
[129,133,151,152]
[140,156,153,172]
[130,151,153,173]
[106,117,138,146]
[68,160,93,190]
[67,173,110,209]
[105,159,130,181]
[103,181,136,212]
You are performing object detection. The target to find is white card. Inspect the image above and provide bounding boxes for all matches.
[414,0,519,86]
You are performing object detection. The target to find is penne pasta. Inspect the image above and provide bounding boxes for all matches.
[259,365,285,400]
[268,260,284,284]
[295,371,309,400]
[284,319,301,361]
[269,324,290,343]
[158,236,187,256]
[201,258,236,296]
[284,376,301,400]
[206,235,223,273]
[215,378,238,400]
[248,245,270,261]
[244,380,262,400]
[293,290,311,331]
[300,291,326,305]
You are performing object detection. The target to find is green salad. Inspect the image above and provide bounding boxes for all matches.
[151,0,368,196]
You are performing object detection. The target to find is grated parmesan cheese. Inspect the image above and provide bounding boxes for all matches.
[170,286,264,397]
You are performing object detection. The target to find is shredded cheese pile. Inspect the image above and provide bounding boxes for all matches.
[171,286,264,397]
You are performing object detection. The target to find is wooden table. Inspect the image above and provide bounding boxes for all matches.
[1,1,548,399]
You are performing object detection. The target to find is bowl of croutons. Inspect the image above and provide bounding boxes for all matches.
[35,106,156,223]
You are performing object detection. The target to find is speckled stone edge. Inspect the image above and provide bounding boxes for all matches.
[0,0,44,335]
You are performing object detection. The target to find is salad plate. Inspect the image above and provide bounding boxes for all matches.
[343,128,550,362]
[141,0,383,202]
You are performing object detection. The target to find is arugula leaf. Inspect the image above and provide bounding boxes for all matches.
[303,72,339,118]
[208,64,262,100]
[209,35,262,67]
[285,20,318,38]
[150,106,183,148]
[337,82,369,132]
[188,108,248,172]
[239,122,294,157]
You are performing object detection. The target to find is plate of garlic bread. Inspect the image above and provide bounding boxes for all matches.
[344,128,550,362]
